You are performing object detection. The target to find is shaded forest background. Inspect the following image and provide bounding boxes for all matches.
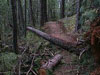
[0,0,100,75]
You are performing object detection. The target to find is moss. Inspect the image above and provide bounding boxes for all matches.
[0,52,17,71]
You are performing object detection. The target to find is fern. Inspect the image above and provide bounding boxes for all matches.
[80,9,97,26]
[0,52,17,71]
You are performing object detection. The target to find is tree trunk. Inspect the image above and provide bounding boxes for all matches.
[24,0,27,37]
[18,0,25,36]
[29,0,35,26]
[60,0,65,18]
[75,0,81,32]
[0,31,2,48]
[0,19,2,48]
[11,0,18,54]
[40,0,48,26]
[27,26,81,55]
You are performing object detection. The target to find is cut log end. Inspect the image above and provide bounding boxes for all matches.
[39,68,47,75]
[39,54,62,75]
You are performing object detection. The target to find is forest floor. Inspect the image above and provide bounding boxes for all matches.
[0,13,97,75]
[20,15,95,75]
[51,15,95,75]
[53,50,79,75]
[53,49,95,75]
[44,15,80,75]
[0,15,95,75]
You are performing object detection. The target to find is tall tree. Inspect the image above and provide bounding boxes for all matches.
[0,27,2,48]
[24,0,27,37]
[18,0,25,36]
[40,0,48,26]
[48,0,57,21]
[60,0,65,18]
[75,0,81,32]
[29,0,35,26]
[11,0,18,54]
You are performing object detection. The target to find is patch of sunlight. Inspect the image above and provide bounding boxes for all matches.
[60,15,76,32]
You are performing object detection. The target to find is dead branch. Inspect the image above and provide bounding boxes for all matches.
[26,55,37,75]
[13,46,28,74]
[79,46,90,60]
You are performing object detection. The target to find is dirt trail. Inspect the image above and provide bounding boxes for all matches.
[53,50,79,75]
[43,16,81,75]
[41,15,95,75]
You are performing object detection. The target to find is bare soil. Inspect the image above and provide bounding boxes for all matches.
[43,19,79,75]
[42,16,94,75]
[53,50,79,75]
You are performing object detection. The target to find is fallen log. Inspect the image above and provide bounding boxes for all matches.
[39,54,63,75]
[41,54,63,69]
[27,27,81,55]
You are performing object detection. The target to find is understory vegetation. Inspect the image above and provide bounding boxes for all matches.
[0,0,100,75]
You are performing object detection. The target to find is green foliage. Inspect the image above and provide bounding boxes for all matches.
[0,0,100,74]
[65,0,76,16]
[33,57,41,73]
[63,15,76,32]
[81,0,91,10]
[92,0,100,7]
[0,52,17,71]
[47,0,60,20]
[80,9,97,31]
[80,6,86,13]
[81,9,97,22]
[5,71,13,75]
[79,51,95,74]
[80,0,91,13]
[47,69,54,75]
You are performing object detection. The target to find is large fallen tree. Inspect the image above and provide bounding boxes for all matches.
[27,26,84,55]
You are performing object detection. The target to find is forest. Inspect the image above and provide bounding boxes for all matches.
[0,0,100,75]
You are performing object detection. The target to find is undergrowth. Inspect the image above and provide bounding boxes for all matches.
[78,50,96,75]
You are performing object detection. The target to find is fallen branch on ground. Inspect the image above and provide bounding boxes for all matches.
[26,55,37,75]
[39,54,63,75]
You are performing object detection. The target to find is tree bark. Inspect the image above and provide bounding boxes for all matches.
[75,0,82,32]
[41,54,63,69]
[27,27,81,55]
[60,0,65,18]
[18,0,25,36]
[40,0,48,26]
[24,0,27,37]
[0,32,2,48]
[39,54,62,75]
[11,0,18,54]
[0,21,2,48]
[29,0,35,26]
